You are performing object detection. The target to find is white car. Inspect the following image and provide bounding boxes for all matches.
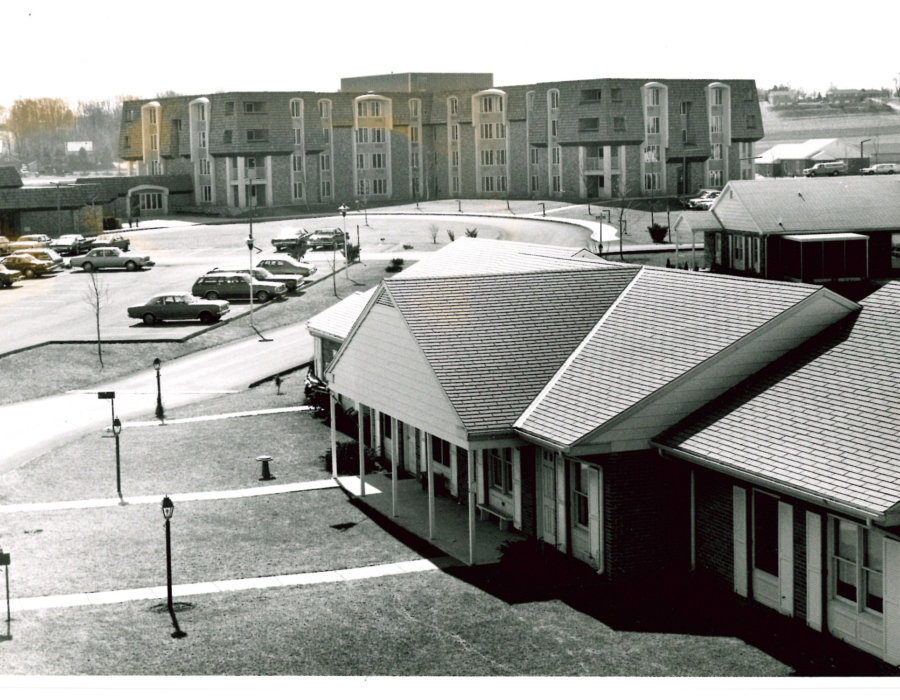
[687,189,721,210]
[861,163,899,175]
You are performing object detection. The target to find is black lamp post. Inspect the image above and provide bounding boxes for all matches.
[161,496,186,638]
[338,204,350,277]
[153,358,164,422]
[112,418,122,499]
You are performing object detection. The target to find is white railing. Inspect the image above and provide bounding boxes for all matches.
[584,157,604,171]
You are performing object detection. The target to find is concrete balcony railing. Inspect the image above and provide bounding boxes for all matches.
[244,167,267,181]
[584,157,604,171]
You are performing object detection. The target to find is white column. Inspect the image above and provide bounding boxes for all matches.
[806,511,823,632]
[391,416,398,518]
[426,434,434,539]
[357,402,366,497]
[733,486,748,597]
[468,449,476,566]
[330,393,338,479]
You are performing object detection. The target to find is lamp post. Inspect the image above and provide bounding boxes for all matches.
[860,139,871,169]
[153,357,164,422]
[113,418,122,499]
[457,199,462,213]
[161,496,186,638]
[338,204,350,278]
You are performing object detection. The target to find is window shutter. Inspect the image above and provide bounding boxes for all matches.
[733,486,748,597]
[476,450,485,504]
[588,467,602,571]
[778,501,794,616]
[556,462,567,553]
[513,451,522,531]
[884,538,900,666]
[449,445,458,498]
[806,512,823,631]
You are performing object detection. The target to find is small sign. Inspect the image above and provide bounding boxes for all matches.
[0,553,9,566]
[98,392,115,399]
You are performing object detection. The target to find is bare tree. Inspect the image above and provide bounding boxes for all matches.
[82,271,111,368]
[428,223,439,243]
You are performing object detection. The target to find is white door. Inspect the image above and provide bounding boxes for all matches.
[540,451,557,546]
[751,490,793,616]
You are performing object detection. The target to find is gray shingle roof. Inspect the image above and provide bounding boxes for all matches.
[654,281,900,516]
[307,288,378,341]
[385,267,639,435]
[516,268,821,446]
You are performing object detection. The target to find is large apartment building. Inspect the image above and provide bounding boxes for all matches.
[118,72,763,210]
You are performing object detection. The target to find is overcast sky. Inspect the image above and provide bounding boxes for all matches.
[5,0,897,106]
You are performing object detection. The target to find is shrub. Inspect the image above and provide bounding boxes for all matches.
[402,244,414,250]
[344,243,360,262]
[647,222,669,243]
[447,229,455,242]
[385,257,404,272]
[322,441,382,475]
[465,228,478,238]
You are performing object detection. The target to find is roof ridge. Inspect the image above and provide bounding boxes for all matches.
[384,265,636,284]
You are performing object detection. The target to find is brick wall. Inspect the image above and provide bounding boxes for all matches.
[693,467,734,587]
[332,127,354,203]
[456,445,469,505]
[519,446,537,537]
[508,121,529,199]
[271,154,293,206]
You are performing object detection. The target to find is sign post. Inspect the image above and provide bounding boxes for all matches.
[1,549,10,624]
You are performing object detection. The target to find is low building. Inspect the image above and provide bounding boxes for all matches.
[756,138,867,178]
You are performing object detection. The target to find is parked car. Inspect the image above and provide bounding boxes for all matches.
[90,233,130,251]
[18,248,66,271]
[191,272,287,302]
[0,236,9,255]
[686,188,721,210]
[208,266,305,292]
[803,161,847,177]
[271,229,311,252]
[861,163,899,175]
[0,253,54,278]
[0,263,22,287]
[71,247,155,272]
[128,293,231,326]
[51,234,94,255]
[306,228,349,250]
[9,234,52,252]
[256,254,317,278]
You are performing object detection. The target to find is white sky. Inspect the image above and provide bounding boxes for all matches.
[5,0,898,107]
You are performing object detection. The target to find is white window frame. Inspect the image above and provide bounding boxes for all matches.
[549,90,559,109]
[292,155,303,173]
[648,88,660,106]
[148,107,157,124]
[294,129,302,146]
[831,517,885,616]
[451,125,459,141]
[530,148,539,165]
[356,128,369,144]
[487,448,512,495]
[644,172,660,191]
[199,159,210,175]
[449,97,458,115]
[320,154,331,171]
[290,99,302,118]
[372,128,386,143]
[643,145,660,162]
[321,180,332,197]
[150,134,158,150]
[200,185,211,202]
[373,178,387,195]
[292,181,304,199]
[647,117,660,134]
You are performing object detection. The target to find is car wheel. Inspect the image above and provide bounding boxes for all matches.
[256,290,270,303]
[205,291,219,300]
[199,311,215,324]
[830,171,839,176]
[82,262,94,273]
[24,268,35,278]
[125,260,137,272]
[142,313,156,326]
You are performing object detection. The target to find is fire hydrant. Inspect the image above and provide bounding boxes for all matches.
[257,455,275,481]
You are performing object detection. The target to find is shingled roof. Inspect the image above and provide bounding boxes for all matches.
[515,268,824,446]
[384,267,639,436]
[654,281,900,519]
[307,288,377,342]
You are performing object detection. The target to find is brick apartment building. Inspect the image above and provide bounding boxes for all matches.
[118,72,763,210]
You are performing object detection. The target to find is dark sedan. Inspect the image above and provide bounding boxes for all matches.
[0,253,55,278]
[128,293,231,325]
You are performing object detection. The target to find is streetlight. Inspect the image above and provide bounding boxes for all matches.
[161,496,187,639]
[112,418,122,499]
[338,204,350,278]
[153,358,164,422]
[860,139,872,169]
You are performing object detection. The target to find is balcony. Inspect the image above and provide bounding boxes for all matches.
[584,157,604,172]
[244,167,267,181]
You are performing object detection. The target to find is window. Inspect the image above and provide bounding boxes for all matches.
[321,180,332,197]
[712,87,724,106]
[552,175,561,192]
[572,462,589,528]
[496,149,507,165]
[746,114,757,129]
[372,179,387,194]
[292,181,304,199]
[246,129,268,141]
[834,519,885,614]
[613,116,626,131]
[200,159,211,175]
[372,128,386,143]
[451,125,459,141]
[172,119,182,132]
[197,104,205,121]
[225,102,234,116]
[481,176,495,192]
[410,100,420,117]
[356,101,368,117]
[410,126,419,142]
[647,88,660,106]
[323,128,330,143]
[150,134,158,150]
[549,90,559,109]
[498,175,507,191]
[579,118,599,131]
[452,176,459,194]
[149,160,161,175]
[711,143,723,160]
[372,153,385,169]
[753,491,779,577]
[409,151,418,168]
[244,101,265,114]
[480,149,494,166]
[710,170,724,187]
[530,148,538,165]
[643,145,660,162]
[647,117,660,134]
[370,101,382,117]
[552,147,560,165]
[644,172,660,191]
[581,89,601,102]
[431,436,451,467]
[356,128,369,143]
[140,192,162,209]
[412,176,419,194]
[290,100,302,118]
[123,135,130,148]
[292,155,303,173]
[246,157,257,169]
[497,123,506,138]
[381,413,392,440]
[710,116,723,133]
[294,128,302,146]
[200,185,211,202]
[449,97,458,115]
[451,150,459,166]
[551,119,558,137]
[319,101,330,118]
[357,179,369,195]
[531,175,539,191]
[527,93,534,111]
[148,107,157,124]
[611,88,622,102]
[320,154,331,171]
[481,95,502,113]
[356,153,366,169]
[681,101,692,116]
[487,448,512,495]
[125,109,136,122]
[480,123,493,139]
[198,131,206,148]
